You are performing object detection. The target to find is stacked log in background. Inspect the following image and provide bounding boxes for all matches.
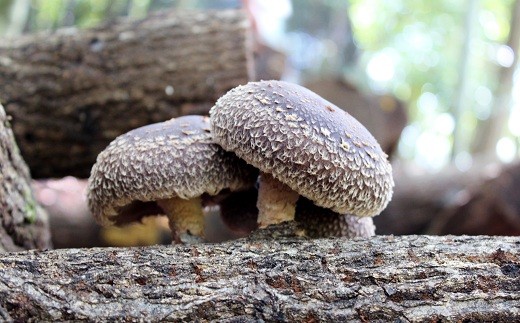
[0,9,252,178]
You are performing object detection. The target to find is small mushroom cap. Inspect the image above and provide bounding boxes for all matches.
[88,115,258,226]
[210,80,393,216]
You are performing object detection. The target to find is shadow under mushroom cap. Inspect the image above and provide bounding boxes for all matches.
[210,80,394,217]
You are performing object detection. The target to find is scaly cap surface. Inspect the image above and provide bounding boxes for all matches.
[210,80,393,216]
[88,115,257,225]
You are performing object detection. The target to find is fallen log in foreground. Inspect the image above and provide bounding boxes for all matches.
[0,234,519,321]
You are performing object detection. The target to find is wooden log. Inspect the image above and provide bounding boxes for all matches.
[0,103,51,252]
[376,161,520,236]
[0,233,518,321]
[0,9,252,178]
[428,161,520,235]
[375,162,481,235]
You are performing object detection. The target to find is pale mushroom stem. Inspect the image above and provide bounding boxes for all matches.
[157,196,205,243]
[256,172,300,228]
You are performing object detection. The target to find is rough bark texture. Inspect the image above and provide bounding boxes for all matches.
[0,104,51,252]
[0,9,252,178]
[0,233,518,321]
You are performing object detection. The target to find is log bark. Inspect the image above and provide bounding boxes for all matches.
[0,9,252,178]
[0,233,519,321]
[0,104,51,252]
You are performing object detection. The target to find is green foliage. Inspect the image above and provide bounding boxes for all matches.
[0,0,237,34]
[32,0,65,30]
[349,0,515,167]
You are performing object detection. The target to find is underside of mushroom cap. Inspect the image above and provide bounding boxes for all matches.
[210,80,394,217]
[295,197,375,238]
[88,115,258,226]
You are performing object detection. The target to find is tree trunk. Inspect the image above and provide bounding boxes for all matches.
[451,0,478,158]
[0,233,518,321]
[0,103,51,252]
[0,9,252,178]
[471,0,520,158]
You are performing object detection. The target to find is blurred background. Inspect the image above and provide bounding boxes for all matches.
[1,0,519,246]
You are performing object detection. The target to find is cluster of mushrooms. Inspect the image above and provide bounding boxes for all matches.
[87,80,394,243]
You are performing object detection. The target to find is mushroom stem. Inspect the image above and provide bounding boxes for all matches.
[256,172,300,228]
[157,196,205,242]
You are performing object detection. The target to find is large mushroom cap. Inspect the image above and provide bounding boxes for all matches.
[88,115,258,226]
[210,80,394,216]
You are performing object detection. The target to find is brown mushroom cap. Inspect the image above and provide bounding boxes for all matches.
[88,115,258,226]
[210,80,393,217]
